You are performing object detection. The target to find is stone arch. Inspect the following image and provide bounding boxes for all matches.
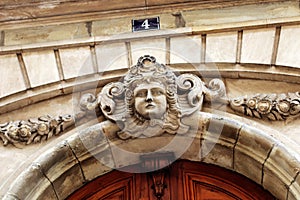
[3,113,300,200]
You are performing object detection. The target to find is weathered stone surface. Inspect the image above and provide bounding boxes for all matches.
[5,23,89,46]
[60,47,95,79]
[22,50,60,87]
[288,173,300,200]
[180,135,201,162]
[201,116,241,169]
[202,141,234,169]
[4,163,57,200]
[234,125,276,184]
[0,54,26,98]
[170,36,201,63]
[277,25,300,68]
[67,124,114,181]
[95,42,129,71]
[241,28,275,64]
[131,38,166,64]
[37,141,84,199]
[206,32,237,63]
[92,18,131,36]
[263,144,300,200]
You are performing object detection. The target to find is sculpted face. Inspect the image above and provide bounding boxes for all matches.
[134,82,167,119]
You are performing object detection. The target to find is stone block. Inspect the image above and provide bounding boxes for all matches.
[92,18,131,36]
[52,164,84,199]
[109,135,194,172]
[206,32,237,63]
[67,125,114,181]
[95,42,128,71]
[22,50,60,87]
[59,47,95,79]
[79,156,112,182]
[0,54,26,98]
[234,148,263,185]
[170,36,201,63]
[206,116,241,143]
[180,135,201,162]
[288,173,300,200]
[263,144,300,200]
[37,141,84,199]
[5,23,88,46]
[241,28,275,65]
[202,140,234,170]
[201,116,241,169]
[234,125,275,185]
[277,25,300,68]
[4,163,57,200]
[131,38,166,64]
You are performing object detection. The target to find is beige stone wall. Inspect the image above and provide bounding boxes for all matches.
[1,1,300,199]
[1,1,299,46]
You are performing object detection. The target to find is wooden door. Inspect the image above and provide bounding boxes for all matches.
[67,160,275,200]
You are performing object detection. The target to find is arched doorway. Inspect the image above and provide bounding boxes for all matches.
[67,160,275,200]
[4,114,300,200]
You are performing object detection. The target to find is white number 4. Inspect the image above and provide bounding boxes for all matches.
[141,19,150,29]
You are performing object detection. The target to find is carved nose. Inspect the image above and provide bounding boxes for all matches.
[146,91,153,102]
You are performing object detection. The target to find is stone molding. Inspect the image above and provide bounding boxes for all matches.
[3,113,300,200]
[1,63,300,116]
[0,0,287,30]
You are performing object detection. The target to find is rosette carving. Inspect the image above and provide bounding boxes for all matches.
[230,92,300,120]
[0,115,74,146]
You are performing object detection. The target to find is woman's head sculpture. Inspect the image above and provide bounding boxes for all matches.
[119,55,181,138]
[80,55,226,139]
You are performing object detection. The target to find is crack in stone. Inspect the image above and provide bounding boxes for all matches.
[66,142,87,183]
[286,171,300,200]
[261,143,276,186]
[232,125,242,170]
[36,163,59,200]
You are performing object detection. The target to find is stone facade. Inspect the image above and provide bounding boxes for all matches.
[1,1,300,199]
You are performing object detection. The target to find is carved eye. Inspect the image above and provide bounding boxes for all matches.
[136,90,147,97]
[151,89,165,96]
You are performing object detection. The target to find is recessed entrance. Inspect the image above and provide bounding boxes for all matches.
[67,160,275,200]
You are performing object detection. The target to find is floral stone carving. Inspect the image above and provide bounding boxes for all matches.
[80,55,226,140]
[0,115,74,146]
[230,92,300,120]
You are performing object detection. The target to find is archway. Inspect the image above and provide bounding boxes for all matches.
[3,114,300,200]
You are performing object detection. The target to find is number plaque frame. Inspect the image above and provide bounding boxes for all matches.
[132,17,160,32]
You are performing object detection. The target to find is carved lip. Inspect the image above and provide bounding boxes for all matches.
[146,103,155,108]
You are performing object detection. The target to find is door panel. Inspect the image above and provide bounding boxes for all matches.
[67,160,275,200]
